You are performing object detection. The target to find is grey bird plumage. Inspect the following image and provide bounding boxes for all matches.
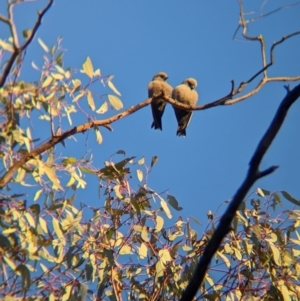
[148,72,172,130]
[172,78,198,137]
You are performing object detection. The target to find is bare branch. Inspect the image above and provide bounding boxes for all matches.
[0,14,10,24]
[8,2,19,48]
[179,83,300,301]
[0,0,54,88]
[20,0,54,51]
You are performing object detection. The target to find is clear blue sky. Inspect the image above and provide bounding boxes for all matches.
[1,0,300,224]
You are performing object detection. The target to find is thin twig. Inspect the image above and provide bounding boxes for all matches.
[0,0,54,88]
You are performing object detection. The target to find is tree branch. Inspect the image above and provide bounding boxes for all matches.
[0,0,54,88]
[179,83,300,301]
[0,98,153,188]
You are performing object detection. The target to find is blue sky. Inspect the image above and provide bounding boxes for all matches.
[1,0,300,225]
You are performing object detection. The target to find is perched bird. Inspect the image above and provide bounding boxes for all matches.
[148,72,172,130]
[172,78,198,137]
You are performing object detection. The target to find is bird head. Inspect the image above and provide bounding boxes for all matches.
[152,72,169,81]
[182,78,197,90]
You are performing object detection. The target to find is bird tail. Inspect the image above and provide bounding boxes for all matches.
[176,127,186,137]
[151,120,162,130]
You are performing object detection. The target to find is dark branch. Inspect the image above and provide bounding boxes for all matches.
[0,0,54,88]
[179,83,300,301]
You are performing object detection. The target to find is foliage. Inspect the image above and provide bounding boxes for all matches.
[1,155,300,300]
[1,1,300,301]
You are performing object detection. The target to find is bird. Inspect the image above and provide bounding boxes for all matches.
[172,78,198,137]
[148,72,172,130]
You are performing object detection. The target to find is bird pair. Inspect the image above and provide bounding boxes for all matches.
[148,72,198,137]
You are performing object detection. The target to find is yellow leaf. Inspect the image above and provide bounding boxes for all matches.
[108,80,121,96]
[16,168,26,183]
[114,185,124,199]
[82,56,94,78]
[217,251,231,268]
[138,242,148,259]
[4,255,17,270]
[94,127,103,144]
[96,101,108,114]
[158,249,172,267]
[72,91,84,102]
[42,76,53,88]
[137,169,143,182]
[256,187,265,197]
[38,38,49,52]
[119,244,133,255]
[52,218,64,239]
[138,157,145,165]
[39,217,48,234]
[43,165,62,190]
[55,65,65,74]
[0,39,14,52]
[108,94,123,110]
[51,73,64,80]
[160,198,172,219]
[87,90,95,111]
[278,279,291,301]
[269,242,282,266]
[94,68,101,76]
[72,79,81,90]
[155,215,164,233]
[3,228,17,234]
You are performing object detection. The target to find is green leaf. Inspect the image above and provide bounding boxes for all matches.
[62,157,77,165]
[80,283,88,301]
[96,101,108,114]
[16,264,31,290]
[281,191,300,206]
[22,29,32,38]
[190,216,201,225]
[56,52,64,66]
[80,167,95,174]
[108,80,121,96]
[87,90,95,111]
[108,94,123,110]
[38,38,49,52]
[116,150,126,156]
[151,156,158,168]
[167,195,183,211]
[82,56,94,78]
